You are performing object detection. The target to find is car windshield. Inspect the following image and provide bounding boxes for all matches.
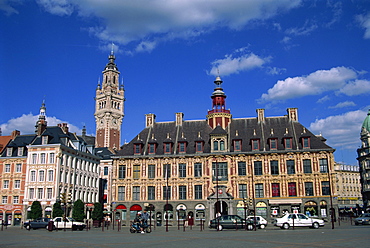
[66,217,76,221]
[360,213,370,217]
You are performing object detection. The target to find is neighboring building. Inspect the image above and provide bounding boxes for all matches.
[112,76,337,226]
[334,163,362,215]
[94,50,125,150]
[96,147,115,213]
[357,110,370,212]
[0,103,101,225]
[0,129,13,154]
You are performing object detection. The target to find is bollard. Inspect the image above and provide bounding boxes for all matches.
[102,220,104,232]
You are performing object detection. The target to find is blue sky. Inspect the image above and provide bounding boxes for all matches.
[1,0,370,165]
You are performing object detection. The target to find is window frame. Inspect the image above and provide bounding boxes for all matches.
[270,160,279,175]
[288,182,297,197]
[254,161,263,176]
[251,139,260,151]
[303,159,312,173]
[272,183,280,197]
[238,161,246,176]
[234,139,242,151]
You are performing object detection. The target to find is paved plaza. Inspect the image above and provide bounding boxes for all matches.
[0,220,369,248]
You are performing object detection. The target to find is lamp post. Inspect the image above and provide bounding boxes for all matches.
[243,198,247,230]
[327,160,335,229]
[165,164,169,232]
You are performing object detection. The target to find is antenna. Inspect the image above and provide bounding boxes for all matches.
[111,42,114,55]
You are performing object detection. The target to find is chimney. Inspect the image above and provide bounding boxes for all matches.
[176,112,184,126]
[145,113,156,128]
[256,109,265,123]
[58,123,69,133]
[11,130,20,140]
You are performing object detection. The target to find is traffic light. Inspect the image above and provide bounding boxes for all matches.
[60,193,66,204]
[67,193,72,203]
[249,198,253,206]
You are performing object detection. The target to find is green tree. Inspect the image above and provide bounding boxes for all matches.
[72,199,85,222]
[91,202,103,221]
[52,201,64,218]
[29,201,42,219]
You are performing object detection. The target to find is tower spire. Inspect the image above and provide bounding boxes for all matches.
[35,101,47,135]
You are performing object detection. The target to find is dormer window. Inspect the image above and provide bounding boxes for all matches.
[6,147,13,157]
[301,137,310,149]
[195,141,204,153]
[148,143,156,154]
[17,147,24,156]
[251,139,260,151]
[42,136,48,145]
[284,138,292,149]
[178,142,186,153]
[164,143,172,154]
[269,138,278,150]
[233,140,242,151]
[134,144,142,155]
[213,138,225,151]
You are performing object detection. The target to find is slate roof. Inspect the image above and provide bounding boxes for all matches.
[116,114,334,157]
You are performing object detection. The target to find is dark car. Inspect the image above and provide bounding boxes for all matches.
[209,215,257,231]
[354,213,370,225]
[24,217,52,230]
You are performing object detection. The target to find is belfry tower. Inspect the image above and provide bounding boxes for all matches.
[94,50,125,150]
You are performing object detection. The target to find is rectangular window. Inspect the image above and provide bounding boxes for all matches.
[212,162,228,181]
[270,160,279,175]
[179,163,186,178]
[284,138,292,149]
[270,138,277,150]
[42,136,48,145]
[164,143,171,154]
[252,139,260,150]
[196,142,203,152]
[286,160,295,174]
[254,161,263,176]
[194,163,202,177]
[16,163,22,173]
[48,170,54,181]
[14,180,20,189]
[239,184,247,198]
[179,142,186,153]
[238,161,246,176]
[40,153,46,164]
[272,183,280,197]
[39,170,45,181]
[179,185,186,200]
[47,188,52,199]
[148,143,156,154]
[255,183,264,198]
[319,158,328,173]
[118,186,125,201]
[303,159,312,173]
[195,185,202,199]
[29,188,34,199]
[104,167,108,175]
[148,186,155,200]
[30,171,36,181]
[13,195,19,204]
[37,188,43,199]
[321,181,330,195]
[134,144,141,154]
[2,196,7,204]
[302,137,310,148]
[118,165,126,179]
[49,153,55,163]
[288,182,297,196]
[18,147,24,156]
[5,164,10,173]
[132,186,140,201]
[163,164,171,178]
[163,186,171,200]
[234,140,241,151]
[132,165,141,179]
[148,164,155,179]
[7,147,12,157]
[3,180,9,189]
[32,154,37,164]
[305,182,314,196]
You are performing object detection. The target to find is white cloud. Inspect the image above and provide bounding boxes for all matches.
[328,101,356,109]
[135,41,157,53]
[33,0,301,50]
[209,51,269,76]
[285,19,318,36]
[0,0,19,15]
[337,79,370,96]
[309,110,365,150]
[356,12,370,39]
[259,66,358,102]
[0,113,82,136]
[317,95,330,103]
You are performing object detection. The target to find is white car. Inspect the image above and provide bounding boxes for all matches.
[52,217,86,230]
[274,213,324,229]
[246,216,268,229]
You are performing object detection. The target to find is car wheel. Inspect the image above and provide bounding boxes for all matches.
[146,227,151,233]
[247,224,254,230]
[130,227,136,233]
[312,222,319,229]
[26,225,30,230]
[79,226,84,231]
[355,222,359,226]
[259,224,266,229]
[217,225,223,231]
[283,223,290,229]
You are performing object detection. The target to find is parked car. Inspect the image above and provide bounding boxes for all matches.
[209,215,257,231]
[274,213,324,229]
[24,217,52,230]
[246,215,268,229]
[52,217,86,230]
[354,213,370,225]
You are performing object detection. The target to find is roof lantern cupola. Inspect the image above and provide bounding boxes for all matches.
[206,75,232,129]
[362,109,370,133]
[35,101,47,135]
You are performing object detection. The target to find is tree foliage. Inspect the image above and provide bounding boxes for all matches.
[72,199,85,222]
[30,201,42,219]
[91,202,103,220]
[52,201,64,218]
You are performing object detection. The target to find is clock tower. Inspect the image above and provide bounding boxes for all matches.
[94,51,125,150]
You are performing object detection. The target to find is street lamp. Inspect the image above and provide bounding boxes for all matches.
[243,198,247,230]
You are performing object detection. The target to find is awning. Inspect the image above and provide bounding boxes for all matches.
[45,207,52,211]
[269,199,302,205]
[116,204,127,210]
[130,205,142,211]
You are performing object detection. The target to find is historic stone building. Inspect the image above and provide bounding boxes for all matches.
[357,110,370,212]
[112,76,337,226]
